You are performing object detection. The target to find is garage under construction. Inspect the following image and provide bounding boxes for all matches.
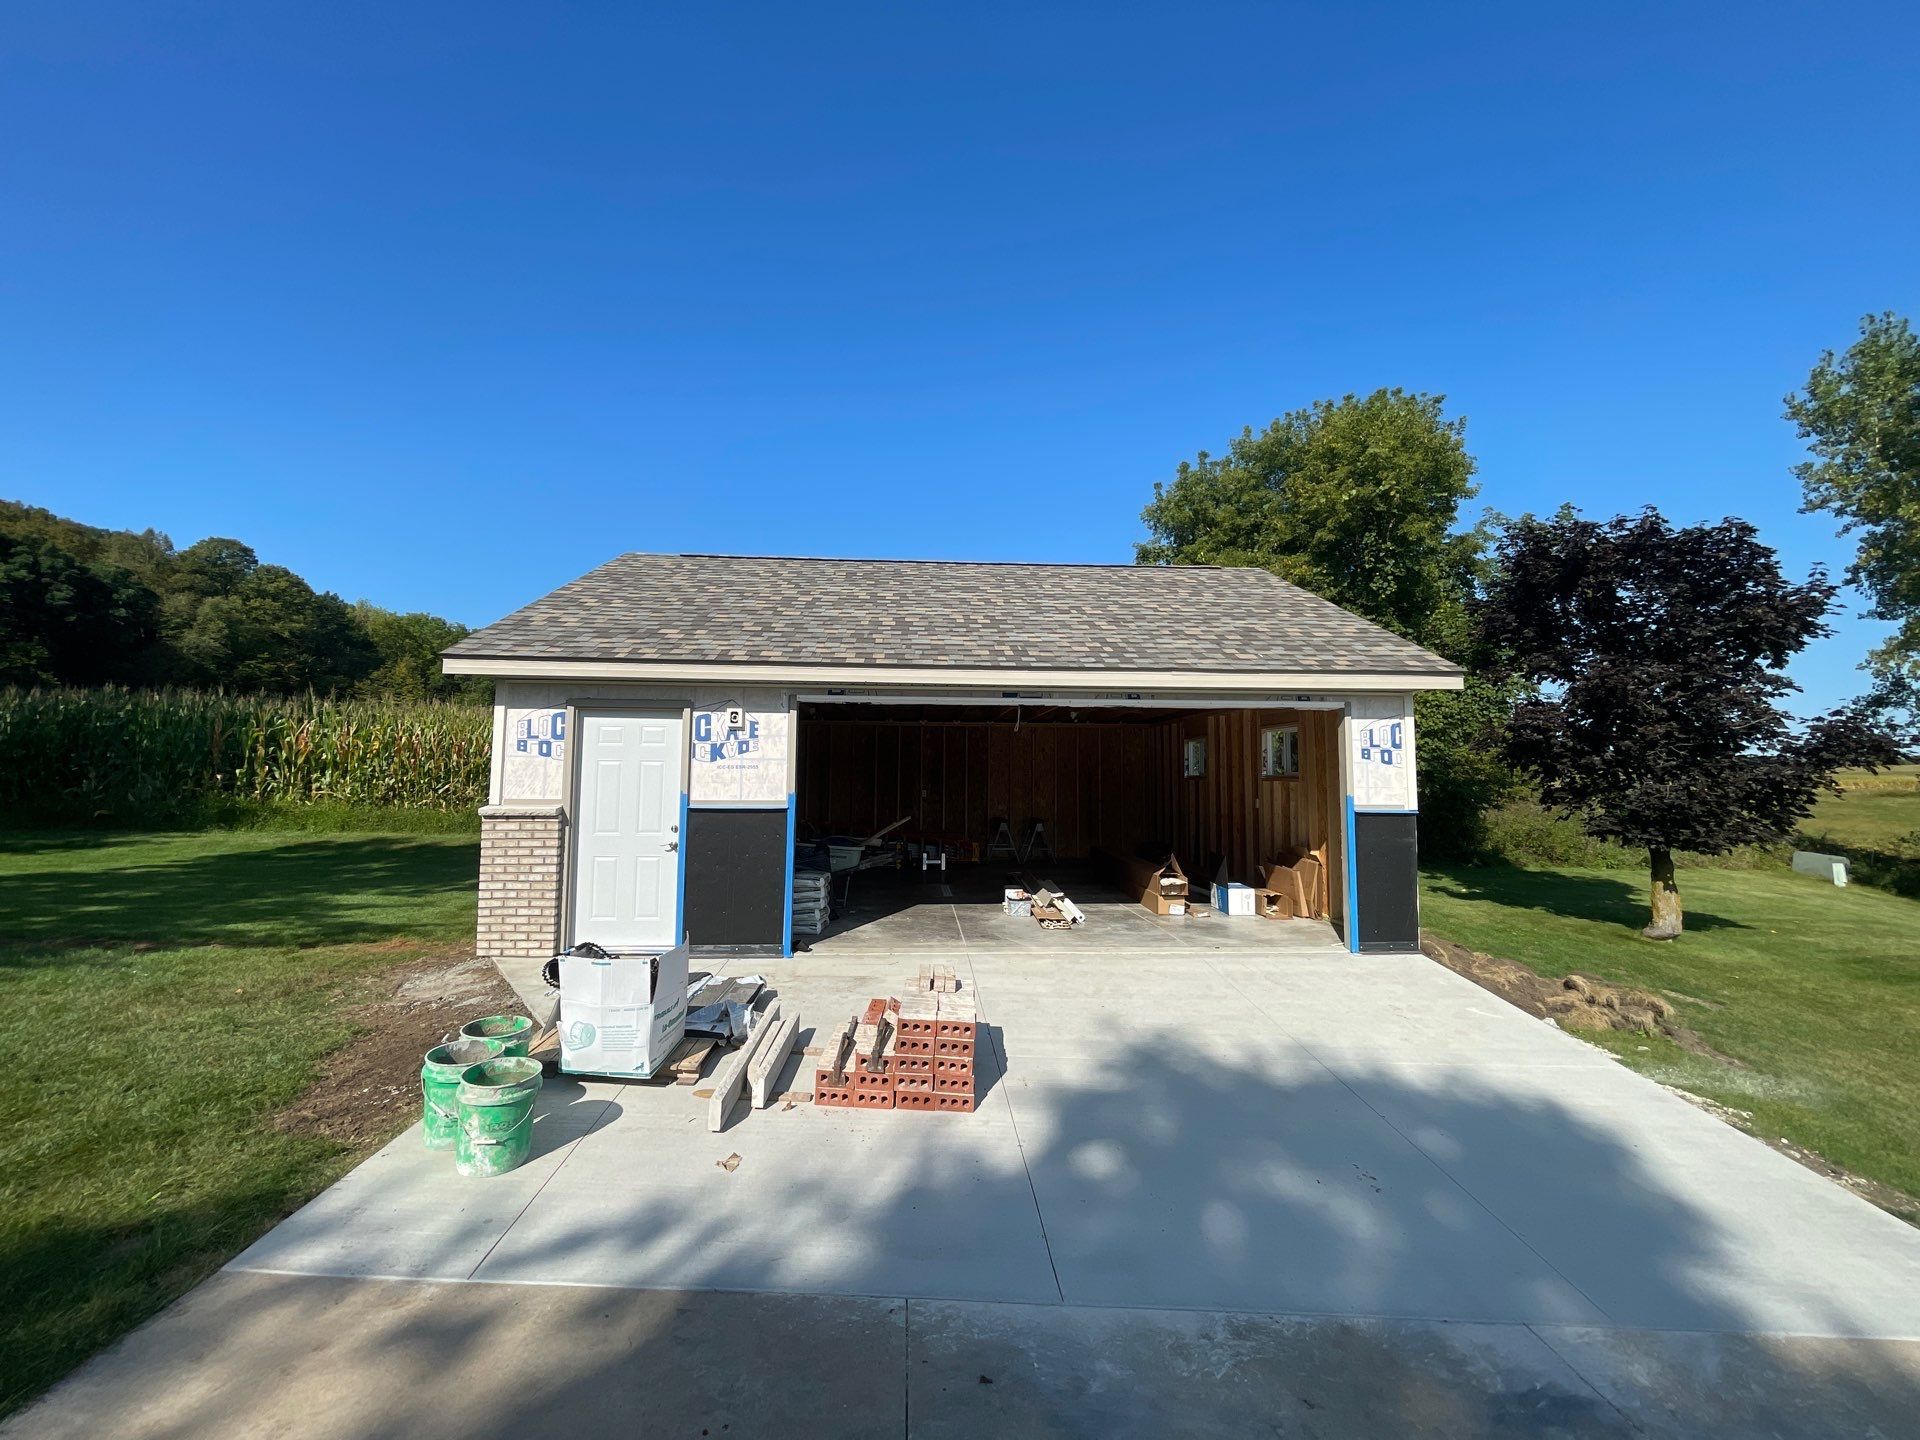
[441,553,1461,967]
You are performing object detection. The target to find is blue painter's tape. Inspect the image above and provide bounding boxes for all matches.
[1344,794,1360,954]
[675,789,690,948]
[782,792,797,958]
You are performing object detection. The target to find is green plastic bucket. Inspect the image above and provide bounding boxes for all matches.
[460,1014,534,1058]
[421,1037,505,1151]
[454,1057,544,1178]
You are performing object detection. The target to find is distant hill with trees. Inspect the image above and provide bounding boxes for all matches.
[0,500,484,700]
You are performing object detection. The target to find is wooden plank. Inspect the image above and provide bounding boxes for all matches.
[708,1000,783,1133]
[666,1034,717,1085]
[749,1011,801,1109]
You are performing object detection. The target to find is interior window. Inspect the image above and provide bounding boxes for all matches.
[1260,725,1300,779]
[1183,736,1207,777]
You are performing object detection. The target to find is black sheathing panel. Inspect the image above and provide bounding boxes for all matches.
[1354,811,1419,952]
[684,809,788,949]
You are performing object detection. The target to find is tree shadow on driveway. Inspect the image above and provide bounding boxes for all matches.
[22,1029,1920,1439]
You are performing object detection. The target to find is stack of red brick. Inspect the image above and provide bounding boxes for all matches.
[814,987,978,1113]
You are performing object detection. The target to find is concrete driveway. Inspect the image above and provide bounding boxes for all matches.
[11,924,1920,1438]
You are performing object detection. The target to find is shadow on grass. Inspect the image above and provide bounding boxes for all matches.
[1425,863,1748,934]
[0,835,478,955]
[1796,831,1920,900]
[0,832,160,857]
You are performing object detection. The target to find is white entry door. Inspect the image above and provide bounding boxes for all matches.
[571,709,683,949]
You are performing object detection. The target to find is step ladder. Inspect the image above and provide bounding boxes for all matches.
[1018,819,1055,864]
[985,818,1020,862]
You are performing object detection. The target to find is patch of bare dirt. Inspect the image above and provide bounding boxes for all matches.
[1419,932,1740,1063]
[274,951,523,1150]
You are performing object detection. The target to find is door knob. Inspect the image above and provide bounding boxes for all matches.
[664,840,679,852]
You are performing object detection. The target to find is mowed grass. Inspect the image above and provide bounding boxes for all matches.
[1804,764,1920,854]
[1422,862,1920,1205]
[0,830,480,1419]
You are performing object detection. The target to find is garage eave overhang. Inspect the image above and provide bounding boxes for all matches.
[440,655,1465,693]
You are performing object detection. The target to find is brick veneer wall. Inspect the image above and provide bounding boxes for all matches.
[477,805,568,966]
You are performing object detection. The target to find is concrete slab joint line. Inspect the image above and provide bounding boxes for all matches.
[963,948,1065,1306]
[73,938,1920,1438]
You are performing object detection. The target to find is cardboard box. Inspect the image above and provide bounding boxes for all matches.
[1214,882,1256,916]
[1254,888,1293,920]
[1103,849,1190,911]
[1143,891,1187,916]
[558,944,689,1079]
[1261,853,1325,920]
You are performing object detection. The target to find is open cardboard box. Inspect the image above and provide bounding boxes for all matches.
[1104,848,1191,914]
[1261,852,1325,920]
[557,943,690,1079]
[1254,887,1293,920]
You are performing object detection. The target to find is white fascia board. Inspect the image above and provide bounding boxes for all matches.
[442,656,1465,693]
[795,691,1349,710]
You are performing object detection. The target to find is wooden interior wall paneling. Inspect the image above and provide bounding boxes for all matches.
[920,726,934,836]
[1031,725,1056,854]
[1245,713,1258,873]
[1322,709,1345,924]
[803,719,1161,858]
[1150,706,1344,902]
[967,727,987,840]
[798,711,1344,904]
[1055,726,1078,858]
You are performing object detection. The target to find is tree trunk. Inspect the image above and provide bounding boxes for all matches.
[1643,847,1682,940]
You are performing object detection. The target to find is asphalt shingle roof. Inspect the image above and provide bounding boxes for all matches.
[443,553,1461,677]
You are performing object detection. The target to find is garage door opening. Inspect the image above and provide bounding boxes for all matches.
[793,701,1345,950]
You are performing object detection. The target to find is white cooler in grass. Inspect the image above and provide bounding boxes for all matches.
[558,943,689,1079]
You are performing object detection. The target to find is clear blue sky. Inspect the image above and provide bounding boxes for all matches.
[5,3,1916,712]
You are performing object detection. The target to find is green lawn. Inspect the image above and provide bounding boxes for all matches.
[1803,763,1920,859]
[0,830,480,1419]
[1422,861,1920,1205]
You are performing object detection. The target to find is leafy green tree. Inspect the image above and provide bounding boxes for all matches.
[173,537,260,599]
[2,500,481,698]
[351,603,487,701]
[1479,508,1899,938]
[1137,390,1509,854]
[1138,389,1483,653]
[176,565,378,694]
[0,532,160,685]
[1786,313,1920,711]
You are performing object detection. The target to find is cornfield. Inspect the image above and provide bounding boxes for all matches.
[0,688,492,822]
